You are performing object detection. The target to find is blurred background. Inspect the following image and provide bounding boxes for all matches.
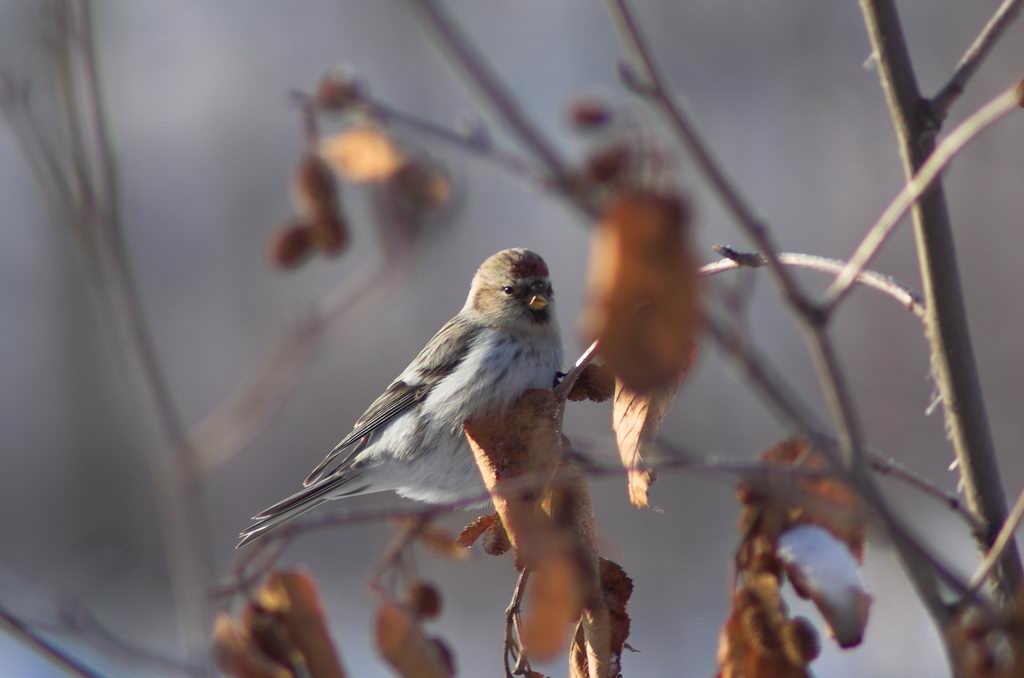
[2,1,1022,675]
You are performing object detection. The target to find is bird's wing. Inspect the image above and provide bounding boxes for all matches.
[301,314,481,486]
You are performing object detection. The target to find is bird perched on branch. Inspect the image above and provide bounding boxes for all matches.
[238,248,563,547]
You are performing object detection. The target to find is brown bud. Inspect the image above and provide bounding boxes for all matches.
[482,519,511,556]
[269,221,314,269]
[568,97,612,129]
[584,145,631,185]
[407,580,442,620]
[314,70,364,111]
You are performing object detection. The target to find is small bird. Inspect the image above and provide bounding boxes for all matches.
[238,248,563,547]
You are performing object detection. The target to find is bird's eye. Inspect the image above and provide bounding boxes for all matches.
[502,286,514,295]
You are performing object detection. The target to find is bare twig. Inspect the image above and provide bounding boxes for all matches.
[866,450,985,537]
[930,0,1023,121]
[0,605,105,678]
[857,0,1024,602]
[703,250,926,319]
[822,86,1022,312]
[405,0,599,218]
[503,569,531,678]
[969,485,1024,594]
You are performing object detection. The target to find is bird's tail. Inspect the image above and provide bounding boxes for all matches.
[236,470,371,548]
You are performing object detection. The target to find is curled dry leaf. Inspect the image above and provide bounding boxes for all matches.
[375,599,452,678]
[463,389,563,568]
[612,344,698,509]
[456,513,496,548]
[716,574,814,678]
[777,525,872,648]
[581,189,701,392]
[320,124,406,183]
[568,362,616,403]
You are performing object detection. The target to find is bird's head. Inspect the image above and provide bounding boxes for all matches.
[464,248,557,333]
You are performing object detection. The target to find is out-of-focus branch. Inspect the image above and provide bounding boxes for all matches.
[0,605,105,678]
[405,0,600,218]
[822,86,1022,312]
[603,0,870,478]
[930,0,1023,122]
[858,0,1024,603]
[703,248,925,320]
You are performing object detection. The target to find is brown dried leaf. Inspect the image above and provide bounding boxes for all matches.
[407,580,442,620]
[464,389,563,568]
[416,524,471,561]
[716,574,811,678]
[320,125,406,183]
[567,362,615,402]
[456,513,496,548]
[581,189,701,392]
[611,344,697,509]
[757,439,866,559]
[259,571,347,678]
[211,613,290,678]
[375,599,452,678]
[522,556,583,661]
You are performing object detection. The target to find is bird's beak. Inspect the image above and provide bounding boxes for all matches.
[528,294,548,311]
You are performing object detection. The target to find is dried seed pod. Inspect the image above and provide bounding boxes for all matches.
[482,518,511,556]
[268,220,314,270]
[738,588,781,655]
[314,70,364,111]
[292,153,338,222]
[568,97,612,129]
[407,581,442,620]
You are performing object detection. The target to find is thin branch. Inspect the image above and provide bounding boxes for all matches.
[405,0,599,218]
[867,450,985,537]
[969,484,1024,594]
[702,250,925,319]
[930,0,1023,121]
[822,86,1022,311]
[0,605,106,678]
[858,0,1024,602]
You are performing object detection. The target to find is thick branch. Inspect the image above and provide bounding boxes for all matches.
[858,0,1023,601]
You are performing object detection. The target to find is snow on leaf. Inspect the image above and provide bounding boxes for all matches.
[777,525,872,648]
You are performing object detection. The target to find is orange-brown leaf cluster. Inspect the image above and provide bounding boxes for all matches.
[581,189,701,393]
[612,344,698,509]
[211,570,347,678]
[464,388,632,677]
[717,439,872,676]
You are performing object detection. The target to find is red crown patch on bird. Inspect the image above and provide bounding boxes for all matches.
[509,253,549,279]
